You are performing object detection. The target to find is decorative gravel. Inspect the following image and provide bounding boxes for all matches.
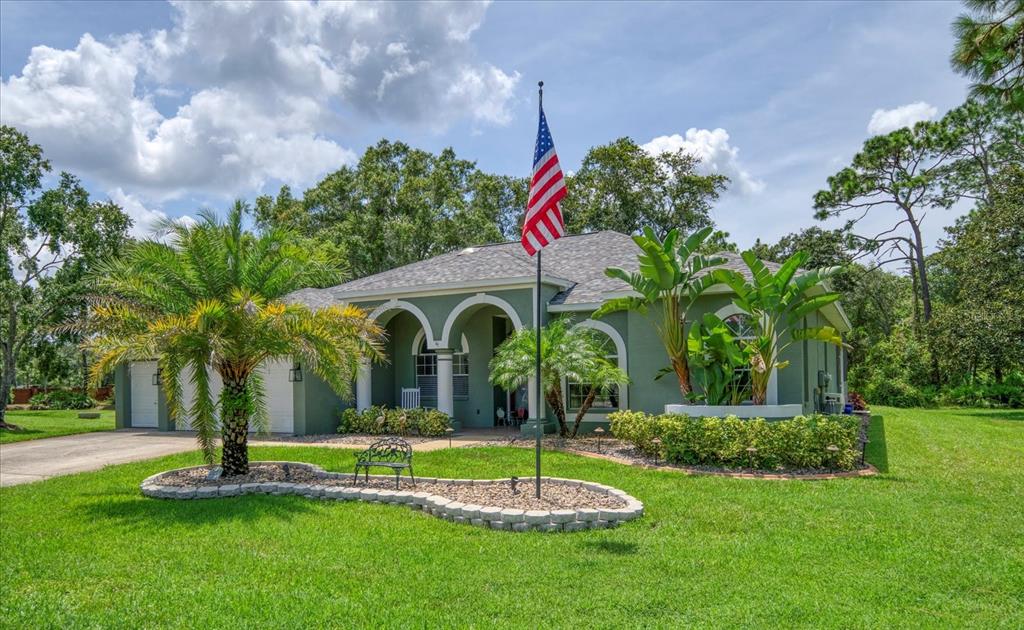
[156,463,626,510]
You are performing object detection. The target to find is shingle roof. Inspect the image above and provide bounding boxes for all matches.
[288,230,777,308]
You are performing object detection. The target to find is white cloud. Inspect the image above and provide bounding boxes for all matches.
[642,128,765,195]
[106,187,182,240]
[0,1,517,199]
[866,101,937,135]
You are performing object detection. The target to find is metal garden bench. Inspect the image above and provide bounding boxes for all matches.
[354,437,416,489]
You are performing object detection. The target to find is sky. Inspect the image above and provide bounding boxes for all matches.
[1,0,971,254]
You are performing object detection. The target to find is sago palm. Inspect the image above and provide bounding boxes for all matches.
[489,318,628,438]
[713,250,847,404]
[594,226,724,399]
[85,202,383,475]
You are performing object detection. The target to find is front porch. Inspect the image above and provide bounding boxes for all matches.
[353,298,543,431]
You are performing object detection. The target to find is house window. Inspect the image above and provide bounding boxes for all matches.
[453,351,469,400]
[417,338,469,405]
[723,312,754,401]
[567,335,619,410]
[415,348,437,408]
[567,382,619,410]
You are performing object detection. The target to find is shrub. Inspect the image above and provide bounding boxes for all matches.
[940,373,1024,408]
[847,390,868,411]
[608,410,861,471]
[861,378,933,408]
[338,406,451,437]
[28,390,94,410]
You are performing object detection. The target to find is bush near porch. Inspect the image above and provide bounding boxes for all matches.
[610,411,861,470]
[338,405,451,437]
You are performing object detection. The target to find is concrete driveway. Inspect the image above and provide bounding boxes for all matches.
[0,429,507,487]
[0,430,200,487]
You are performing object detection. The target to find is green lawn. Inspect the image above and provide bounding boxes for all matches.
[0,409,115,443]
[1,407,1021,628]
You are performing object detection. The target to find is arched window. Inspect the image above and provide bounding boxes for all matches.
[567,335,619,410]
[723,313,755,340]
[723,312,754,402]
[416,337,469,408]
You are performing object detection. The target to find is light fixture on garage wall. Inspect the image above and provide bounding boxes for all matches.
[288,363,303,382]
[152,368,162,386]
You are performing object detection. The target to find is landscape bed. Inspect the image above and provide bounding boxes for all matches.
[141,462,643,532]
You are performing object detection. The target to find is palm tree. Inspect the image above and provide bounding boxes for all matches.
[85,202,383,476]
[593,226,724,399]
[489,318,628,438]
[713,251,847,404]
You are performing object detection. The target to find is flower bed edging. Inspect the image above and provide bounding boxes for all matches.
[139,461,644,533]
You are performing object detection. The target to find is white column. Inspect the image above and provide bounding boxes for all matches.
[527,375,538,420]
[436,349,454,418]
[356,358,372,411]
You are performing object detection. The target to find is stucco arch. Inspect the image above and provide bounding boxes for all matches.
[574,318,629,409]
[411,330,468,355]
[440,293,524,348]
[368,299,439,349]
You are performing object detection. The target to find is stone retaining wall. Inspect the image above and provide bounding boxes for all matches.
[140,462,644,533]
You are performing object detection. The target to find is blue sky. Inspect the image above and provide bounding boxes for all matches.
[1,1,969,253]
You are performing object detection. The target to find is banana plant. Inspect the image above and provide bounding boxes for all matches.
[594,226,725,398]
[687,313,750,405]
[713,250,848,404]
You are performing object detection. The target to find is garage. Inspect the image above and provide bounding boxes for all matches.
[129,361,159,427]
[175,366,223,431]
[259,360,295,434]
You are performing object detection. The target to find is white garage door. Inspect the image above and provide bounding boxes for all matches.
[175,366,223,431]
[130,361,159,428]
[259,360,294,434]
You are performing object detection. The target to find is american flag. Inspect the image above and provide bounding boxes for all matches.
[521,104,566,256]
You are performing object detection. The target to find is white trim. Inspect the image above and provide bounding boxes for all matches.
[547,301,602,313]
[714,304,779,405]
[599,283,733,302]
[664,403,804,418]
[368,300,439,349]
[441,293,524,348]
[411,330,468,355]
[337,275,573,302]
[574,319,629,409]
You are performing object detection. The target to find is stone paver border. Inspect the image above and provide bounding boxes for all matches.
[140,461,643,533]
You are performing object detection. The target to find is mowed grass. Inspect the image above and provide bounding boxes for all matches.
[1,408,1021,628]
[0,409,115,443]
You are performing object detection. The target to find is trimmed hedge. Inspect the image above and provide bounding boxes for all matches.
[609,410,862,471]
[28,390,95,410]
[338,405,451,437]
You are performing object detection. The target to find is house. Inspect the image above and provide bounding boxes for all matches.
[113,231,850,434]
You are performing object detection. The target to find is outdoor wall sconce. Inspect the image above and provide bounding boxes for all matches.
[152,368,162,386]
[288,363,302,382]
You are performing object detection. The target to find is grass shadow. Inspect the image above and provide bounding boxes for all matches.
[581,540,639,556]
[0,427,45,437]
[78,492,321,529]
[950,410,1024,422]
[865,414,889,473]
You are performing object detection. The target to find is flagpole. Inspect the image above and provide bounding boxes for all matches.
[534,80,544,499]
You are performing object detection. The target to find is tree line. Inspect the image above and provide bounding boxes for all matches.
[3,0,1022,422]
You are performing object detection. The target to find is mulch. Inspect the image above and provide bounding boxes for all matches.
[155,463,627,510]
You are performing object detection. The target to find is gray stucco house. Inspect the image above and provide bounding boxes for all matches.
[114,231,850,434]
